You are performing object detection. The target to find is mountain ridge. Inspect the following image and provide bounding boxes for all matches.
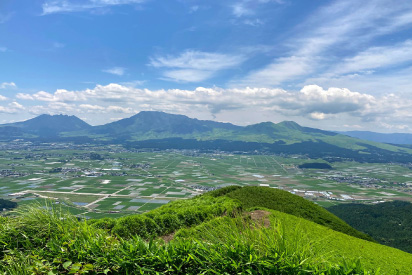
[2,112,412,163]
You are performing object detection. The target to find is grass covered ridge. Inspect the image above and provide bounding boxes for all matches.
[221,186,374,241]
[1,186,411,274]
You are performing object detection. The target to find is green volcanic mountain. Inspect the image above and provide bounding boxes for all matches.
[91,111,241,138]
[0,114,91,138]
[2,111,412,162]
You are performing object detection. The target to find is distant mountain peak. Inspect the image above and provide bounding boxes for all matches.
[278,121,302,130]
[4,114,91,137]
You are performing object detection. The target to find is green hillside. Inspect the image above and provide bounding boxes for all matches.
[221,186,374,241]
[1,187,411,274]
[328,201,412,253]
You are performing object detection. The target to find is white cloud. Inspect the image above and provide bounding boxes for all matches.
[120,80,146,87]
[102,67,126,76]
[231,0,282,18]
[309,112,326,120]
[107,105,135,113]
[28,102,75,115]
[0,95,7,101]
[243,19,264,27]
[21,83,376,118]
[42,0,146,15]
[13,82,412,131]
[232,3,253,17]
[8,102,24,110]
[150,50,245,82]
[161,70,215,83]
[235,56,311,87]
[0,82,17,89]
[79,104,105,111]
[331,40,412,75]
[235,0,412,87]
[18,89,86,102]
[16,93,34,100]
[0,102,25,114]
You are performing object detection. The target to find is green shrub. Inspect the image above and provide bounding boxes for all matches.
[205,185,242,197]
[110,195,242,239]
[112,215,159,239]
[88,217,118,231]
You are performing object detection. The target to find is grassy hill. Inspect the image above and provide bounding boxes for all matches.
[1,186,411,274]
[220,186,374,241]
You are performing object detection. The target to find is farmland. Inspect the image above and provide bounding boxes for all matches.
[1,141,412,218]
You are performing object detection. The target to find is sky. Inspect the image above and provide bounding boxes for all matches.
[1,0,412,132]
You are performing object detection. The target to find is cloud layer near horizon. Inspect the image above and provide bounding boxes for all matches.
[5,83,411,132]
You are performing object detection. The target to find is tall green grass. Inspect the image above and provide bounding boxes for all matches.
[0,204,378,274]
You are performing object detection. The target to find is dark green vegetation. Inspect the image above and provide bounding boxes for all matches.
[2,111,412,163]
[298,162,332,169]
[0,199,17,210]
[223,186,374,241]
[89,194,241,239]
[328,201,412,253]
[2,187,412,274]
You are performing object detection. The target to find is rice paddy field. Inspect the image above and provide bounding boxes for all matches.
[1,142,412,217]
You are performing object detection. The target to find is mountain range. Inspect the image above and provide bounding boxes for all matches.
[1,111,412,162]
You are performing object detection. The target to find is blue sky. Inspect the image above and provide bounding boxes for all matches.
[1,0,412,132]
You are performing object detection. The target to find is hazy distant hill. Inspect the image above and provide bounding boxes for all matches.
[2,112,412,163]
[340,131,412,145]
[0,114,91,137]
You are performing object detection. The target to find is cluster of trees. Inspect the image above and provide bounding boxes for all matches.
[328,201,412,253]
[298,163,332,169]
[0,198,17,211]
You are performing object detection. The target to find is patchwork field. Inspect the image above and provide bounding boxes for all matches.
[1,142,412,217]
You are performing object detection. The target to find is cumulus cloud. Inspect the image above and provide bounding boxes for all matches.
[18,83,375,118]
[14,83,412,130]
[79,104,105,112]
[17,89,86,102]
[0,82,17,89]
[0,95,7,101]
[42,0,146,15]
[102,67,126,76]
[149,50,245,82]
[28,102,75,115]
[0,102,25,114]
